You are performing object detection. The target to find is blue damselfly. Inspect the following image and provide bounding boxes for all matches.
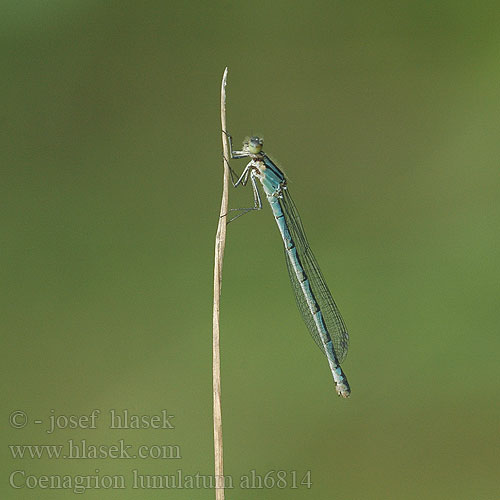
[225,135,351,398]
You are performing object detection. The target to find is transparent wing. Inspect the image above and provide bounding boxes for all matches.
[280,189,349,362]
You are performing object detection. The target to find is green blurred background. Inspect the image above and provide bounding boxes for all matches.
[2,1,499,499]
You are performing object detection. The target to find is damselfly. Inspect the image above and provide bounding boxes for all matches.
[224,135,351,398]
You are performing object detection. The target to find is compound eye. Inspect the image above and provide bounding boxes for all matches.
[248,136,263,154]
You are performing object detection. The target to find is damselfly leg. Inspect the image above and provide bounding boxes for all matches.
[221,130,263,223]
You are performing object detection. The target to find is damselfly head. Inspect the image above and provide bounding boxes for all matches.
[245,136,263,154]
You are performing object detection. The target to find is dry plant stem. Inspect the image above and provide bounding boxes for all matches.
[212,67,229,500]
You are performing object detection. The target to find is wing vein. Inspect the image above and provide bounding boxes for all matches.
[280,189,349,362]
